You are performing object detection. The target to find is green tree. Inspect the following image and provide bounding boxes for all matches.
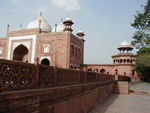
[134,54,150,82]
[131,0,150,82]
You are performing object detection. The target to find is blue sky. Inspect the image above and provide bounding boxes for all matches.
[0,0,147,64]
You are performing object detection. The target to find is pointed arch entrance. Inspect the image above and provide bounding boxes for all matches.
[13,45,29,62]
[41,58,50,66]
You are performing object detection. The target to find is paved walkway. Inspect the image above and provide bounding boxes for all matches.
[89,82,150,113]
[130,82,150,94]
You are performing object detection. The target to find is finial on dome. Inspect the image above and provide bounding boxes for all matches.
[20,24,22,29]
[55,24,57,32]
[7,24,10,33]
[61,18,63,22]
[40,12,42,16]
[39,20,41,33]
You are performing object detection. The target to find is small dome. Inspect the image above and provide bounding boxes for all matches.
[63,17,74,25]
[52,22,65,32]
[77,30,85,38]
[27,16,52,33]
[66,17,71,21]
[78,30,83,33]
[119,40,132,48]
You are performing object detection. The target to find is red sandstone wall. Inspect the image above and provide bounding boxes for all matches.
[82,64,140,81]
[55,83,114,113]
[0,82,115,113]
[0,59,130,113]
[114,81,130,94]
[83,64,133,76]
[69,34,84,69]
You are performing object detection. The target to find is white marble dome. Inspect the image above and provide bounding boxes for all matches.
[27,16,52,33]
[120,40,132,48]
[52,22,65,32]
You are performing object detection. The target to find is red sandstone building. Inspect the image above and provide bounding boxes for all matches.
[82,41,139,81]
[0,15,139,81]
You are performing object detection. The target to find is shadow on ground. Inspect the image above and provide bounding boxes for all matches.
[89,82,150,113]
[88,94,119,113]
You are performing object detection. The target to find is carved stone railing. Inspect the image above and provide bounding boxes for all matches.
[87,72,115,82]
[118,75,131,82]
[38,64,55,88]
[56,68,86,86]
[97,73,115,81]
[87,72,97,82]
[0,59,116,92]
[0,59,131,113]
[0,59,35,91]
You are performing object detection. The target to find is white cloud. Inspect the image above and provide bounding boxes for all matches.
[51,0,80,11]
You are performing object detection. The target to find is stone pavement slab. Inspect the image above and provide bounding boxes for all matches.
[130,82,150,94]
[89,94,150,113]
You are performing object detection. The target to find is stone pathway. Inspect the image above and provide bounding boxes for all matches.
[130,82,150,94]
[89,82,150,113]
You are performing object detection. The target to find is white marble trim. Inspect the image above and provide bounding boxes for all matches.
[8,35,36,63]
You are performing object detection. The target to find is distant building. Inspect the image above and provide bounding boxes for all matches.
[0,15,140,81]
[82,41,139,81]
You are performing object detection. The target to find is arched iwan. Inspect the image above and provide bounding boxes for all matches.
[13,44,29,62]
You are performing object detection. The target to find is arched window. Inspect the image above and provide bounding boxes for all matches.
[131,59,133,63]
[70,64,73,69]
[13,44,28,62]
[94,68,98,73]
[88,68,92,72]
[71,45,74,56]
[43,44,50,53]
[78,48,81,58]
[132,70,135,75]
[115,69,118,75]
[120,59,123,63]
[75,47,77,57]
[41,58,50,66]
[113,60,115,64]
[124,59,126,64]
[127,59,130,63]
[133,59,135,64]
[100,69,106,74]
[44,46,50,53]
[116,59,118,64]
